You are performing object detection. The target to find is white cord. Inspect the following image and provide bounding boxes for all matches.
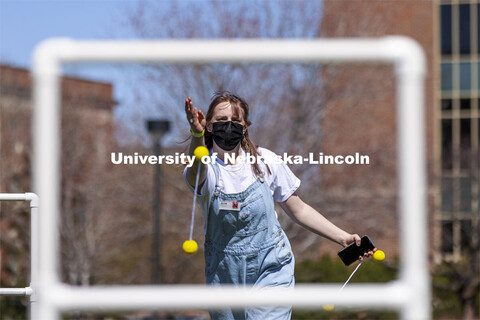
[339,261,363,292]
[189,164,201,241]
[322,261,364,310]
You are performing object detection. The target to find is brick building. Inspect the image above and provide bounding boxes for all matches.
[319,0,478,270]
[0,65,115,191]
[0,64,116,288]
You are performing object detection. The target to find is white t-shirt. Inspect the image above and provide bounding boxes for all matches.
[183,147,301,218]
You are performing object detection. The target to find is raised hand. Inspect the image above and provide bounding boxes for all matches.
[185,97,206,134]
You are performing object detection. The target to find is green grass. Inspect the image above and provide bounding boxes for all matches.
[292,255,398,320]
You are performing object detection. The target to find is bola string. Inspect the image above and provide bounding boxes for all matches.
[189,163,201,241]
[323,251,386,311]
[183,146,208,254]
[322,260,364,311]
[339,260,363,292]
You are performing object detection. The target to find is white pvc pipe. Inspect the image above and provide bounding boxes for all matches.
[0,193,32,201]
[26,193,39,319]
[32,50,61,293]
[33,37,424,67]
[32,37,429,320]
[0,287,33,296]
[51,283,409,311]
[397,73,431,320]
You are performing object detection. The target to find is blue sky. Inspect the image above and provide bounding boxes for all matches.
[0,0,148,144]
[0,0,131,71]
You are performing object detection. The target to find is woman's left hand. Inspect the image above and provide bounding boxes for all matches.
[342,233,376,261]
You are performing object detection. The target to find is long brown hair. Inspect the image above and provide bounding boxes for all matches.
[205,91,270,177]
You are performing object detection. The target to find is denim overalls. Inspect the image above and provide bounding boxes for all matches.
[205,162,295,320]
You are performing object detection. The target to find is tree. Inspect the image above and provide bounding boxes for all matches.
[117,0,330,258]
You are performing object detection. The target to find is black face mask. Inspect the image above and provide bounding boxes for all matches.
[212,121,244,151]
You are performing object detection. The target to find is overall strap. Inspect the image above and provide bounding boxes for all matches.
[211,161,222,198]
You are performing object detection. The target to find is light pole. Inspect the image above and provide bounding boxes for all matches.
[145,119,170,285]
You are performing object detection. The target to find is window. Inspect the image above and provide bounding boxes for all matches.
[441,5,452,55]
[439,2,480,259]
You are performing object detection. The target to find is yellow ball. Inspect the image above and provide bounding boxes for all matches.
[323,305,334,311]
[373,250,385,262]
[182,240,198,254]
[194,146,209,162]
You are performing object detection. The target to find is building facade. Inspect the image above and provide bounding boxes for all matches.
[438,0,479,262]
[320,0,479,264]
[0,64,115,288]
[319,2,479,316]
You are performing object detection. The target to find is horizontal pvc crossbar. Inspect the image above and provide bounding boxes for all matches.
[32,37,429,320]
[50,283,409,311]
[0,288,33,296]
[0,193,39,205]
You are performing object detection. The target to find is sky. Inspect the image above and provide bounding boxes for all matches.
[0,0,155,145]
[0,0,131,73]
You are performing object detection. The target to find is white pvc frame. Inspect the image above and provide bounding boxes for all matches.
[32,37,430,319]
[0,193,38,318]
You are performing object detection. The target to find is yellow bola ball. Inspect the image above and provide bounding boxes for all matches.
[194,146,209,162]
[373,250,385,262]
[182,240,198,254]
[323,305,334,311]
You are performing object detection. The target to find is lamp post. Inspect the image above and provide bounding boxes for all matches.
[145,119,170,285]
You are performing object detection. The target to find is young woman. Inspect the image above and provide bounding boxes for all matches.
[184,92,373,319]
